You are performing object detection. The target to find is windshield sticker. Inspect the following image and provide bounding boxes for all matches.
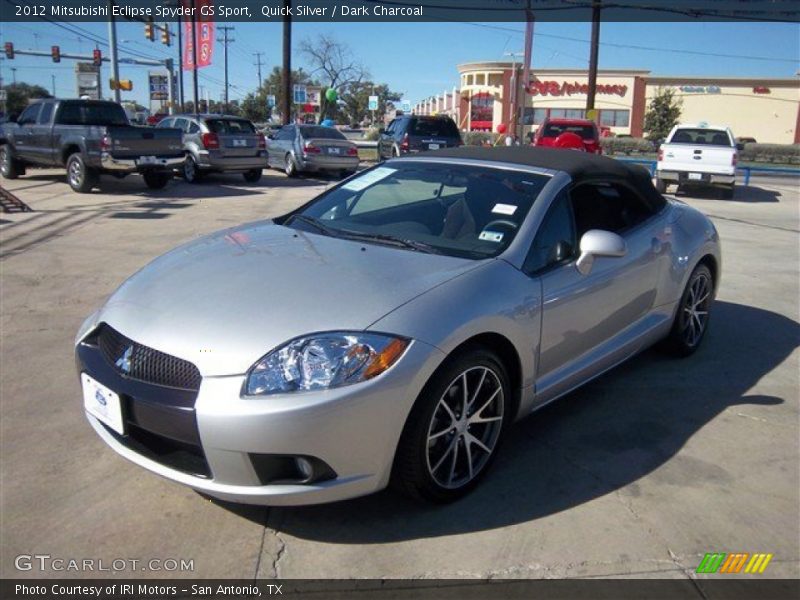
[341,167,397,192]
[479,231,504,243]
[492,203,517,216]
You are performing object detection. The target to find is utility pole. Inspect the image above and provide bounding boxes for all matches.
[11,68,17,85]
[190,0,198,117]
[254,52,265,89]
[281,0,291,125]
[504,51,523,142]
[51,74,56,95]
[175,5,184,113]
[586,0,601,119]
[107,0,121,102]
[521,1,534,143]
[217,25,234,113]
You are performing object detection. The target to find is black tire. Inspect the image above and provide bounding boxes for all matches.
[0,144,21,179]
[183,156,202,183]
[654,177,667,194]
[392,347,511,503]
[284,154,298,177]
[243,169,263,183]
[66,153,97,193]
[143,172,171,190]
[721,184,735,200]
[663,264,714,357]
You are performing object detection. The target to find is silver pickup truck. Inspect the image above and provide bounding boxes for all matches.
[0,98,184,193]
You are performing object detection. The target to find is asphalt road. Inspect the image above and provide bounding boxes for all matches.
[1,169,798,584]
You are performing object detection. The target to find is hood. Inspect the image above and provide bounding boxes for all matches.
[93,221,481,376]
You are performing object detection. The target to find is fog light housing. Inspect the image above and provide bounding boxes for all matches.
[295,457,313,480]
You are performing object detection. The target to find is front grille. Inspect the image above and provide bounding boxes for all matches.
[95,324,202,391]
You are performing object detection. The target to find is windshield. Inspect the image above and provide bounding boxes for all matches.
[283,162,549,259]
[299,126,346,140]
[669,128,732,146]
[542,123,596,140]
[56,102,129,126]
[410,118,460,137]
[206,119,256,134]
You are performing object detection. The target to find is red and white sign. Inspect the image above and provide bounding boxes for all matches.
[527,80,628,97]
[183,0,215,71]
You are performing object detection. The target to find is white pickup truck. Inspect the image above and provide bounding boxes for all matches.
[656,123,738,199]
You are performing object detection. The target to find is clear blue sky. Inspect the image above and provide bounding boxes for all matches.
[0,20,797,109]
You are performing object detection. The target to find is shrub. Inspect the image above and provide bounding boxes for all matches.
[463,131,499,146]
[600,137,655,155]
[363,127,382,141]
[737,143,800,165]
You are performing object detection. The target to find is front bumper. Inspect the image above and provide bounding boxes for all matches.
[77,328,444,506]
[101,153,185,173]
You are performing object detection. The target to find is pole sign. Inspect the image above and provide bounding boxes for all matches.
[293,85,307,104]
[401,100,411,112]
[183,0,215,70]
[368,95,379,111]
[149,73,170,100]
[266,94,276,108]
[75,62,100,99]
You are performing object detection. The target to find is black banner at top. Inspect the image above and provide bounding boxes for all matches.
[2,0,800,22]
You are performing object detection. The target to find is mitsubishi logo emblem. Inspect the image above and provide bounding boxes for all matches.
[115,345,133,373]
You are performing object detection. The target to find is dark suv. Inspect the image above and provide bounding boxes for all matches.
[377,115,462,159]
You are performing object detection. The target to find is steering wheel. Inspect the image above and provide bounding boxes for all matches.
[483,219,518,232]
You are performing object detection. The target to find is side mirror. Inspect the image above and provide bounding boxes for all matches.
[736,143,744,151]
[575,229,626,275]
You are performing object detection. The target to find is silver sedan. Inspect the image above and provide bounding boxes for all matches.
[75,147,721,505]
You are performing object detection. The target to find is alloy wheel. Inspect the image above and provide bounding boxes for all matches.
[184,158,196,182]
[68,158,83,188]
[681,272,711,347]
[425,366,504,489]
[0,148,8,175]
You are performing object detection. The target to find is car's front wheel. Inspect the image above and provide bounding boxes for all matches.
[663,263,714,356]
[0,144,21,179]
[393,347,510,503]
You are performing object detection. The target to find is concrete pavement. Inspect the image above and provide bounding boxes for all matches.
[0,169,797,584]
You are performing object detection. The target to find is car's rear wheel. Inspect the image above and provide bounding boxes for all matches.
[284,154,298,177]
[0,144,21,179]
[143,172,171,190]
[183,156,202,183]
[243,169,263,183]
[663,264,713,357]
[392,347,510,503]
[66,153,97,193]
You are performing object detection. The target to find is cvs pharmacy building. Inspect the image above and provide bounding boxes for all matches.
[441,62,799,143]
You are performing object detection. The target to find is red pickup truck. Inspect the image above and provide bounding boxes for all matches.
[531,118,602,154]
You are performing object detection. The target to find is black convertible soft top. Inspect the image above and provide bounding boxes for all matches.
[418,146,666,211]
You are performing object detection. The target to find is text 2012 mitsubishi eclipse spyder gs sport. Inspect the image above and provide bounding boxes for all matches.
[76,147,721,506]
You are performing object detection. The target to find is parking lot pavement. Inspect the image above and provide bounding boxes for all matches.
[1,170,798,582]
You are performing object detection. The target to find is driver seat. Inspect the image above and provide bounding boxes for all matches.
[441,181,499,240]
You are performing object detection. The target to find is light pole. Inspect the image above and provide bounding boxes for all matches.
[504,51,523,142]
[107,0,121,102]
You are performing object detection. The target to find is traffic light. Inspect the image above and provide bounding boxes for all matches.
[51,45,61,63]
[161,26,171,46]
[4,42,13,59]
[93,48,102,67]
[110,79,133,91]
[145,19,154,41]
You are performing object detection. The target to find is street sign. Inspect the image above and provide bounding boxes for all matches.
[368,95,379,111]
[149,73,169,100]
[293,85,307,104]
[0,90,6,102]
[401,100,411,112]
[266,94,276,108]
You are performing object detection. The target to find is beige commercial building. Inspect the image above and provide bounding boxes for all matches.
[414,62,800,144]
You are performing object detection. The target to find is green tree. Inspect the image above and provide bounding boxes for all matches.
[643,87,682,143]
[340,81,402,127]
[4,82,51,117]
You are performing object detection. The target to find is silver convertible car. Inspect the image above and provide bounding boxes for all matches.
[75,147,721,505]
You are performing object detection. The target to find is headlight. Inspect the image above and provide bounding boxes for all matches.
[245,332,409,396]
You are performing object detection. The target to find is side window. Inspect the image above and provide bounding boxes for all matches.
[157,118,174,128]
[18,104,42,125]
[524,190,576,274]
[395,121,408,139]
[384,120,396,135]
[37,103,54,125]
[277,126,294,141]
[187,121,200,134]
[570,181,656,238]
[172,118,188,131]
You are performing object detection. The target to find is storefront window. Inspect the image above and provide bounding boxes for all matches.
[522,107,547,125]
[466,74,474,86]
[488,73,503,86]
[600,110,630,127]
[475,74,486,85]
[470,93,494,130]
[565,109,586,119]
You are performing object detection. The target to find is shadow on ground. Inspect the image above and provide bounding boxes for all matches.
[676,184,781,203]
[213,301,797,542]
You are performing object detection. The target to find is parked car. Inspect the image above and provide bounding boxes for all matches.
[157,114,267,183]
[76,147,720,505]
[656,123,737,198]
[532,118,602,154]
[0,99,184,192]
[266,124,359,177]
[146,113,168,126]
[377,115,462,159]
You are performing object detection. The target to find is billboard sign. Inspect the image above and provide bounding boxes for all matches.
[183,0,215,70]
[75,62,100,99]
[368,95,379,111]
[149,73,170,100]
[293,85,307,104]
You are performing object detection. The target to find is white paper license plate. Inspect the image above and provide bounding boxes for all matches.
[138,155,157,166]
[688,172,702,180]
[428,143,440,150]
[328,147,341,154]
[232,139,247,147]
[82,373,124,435]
